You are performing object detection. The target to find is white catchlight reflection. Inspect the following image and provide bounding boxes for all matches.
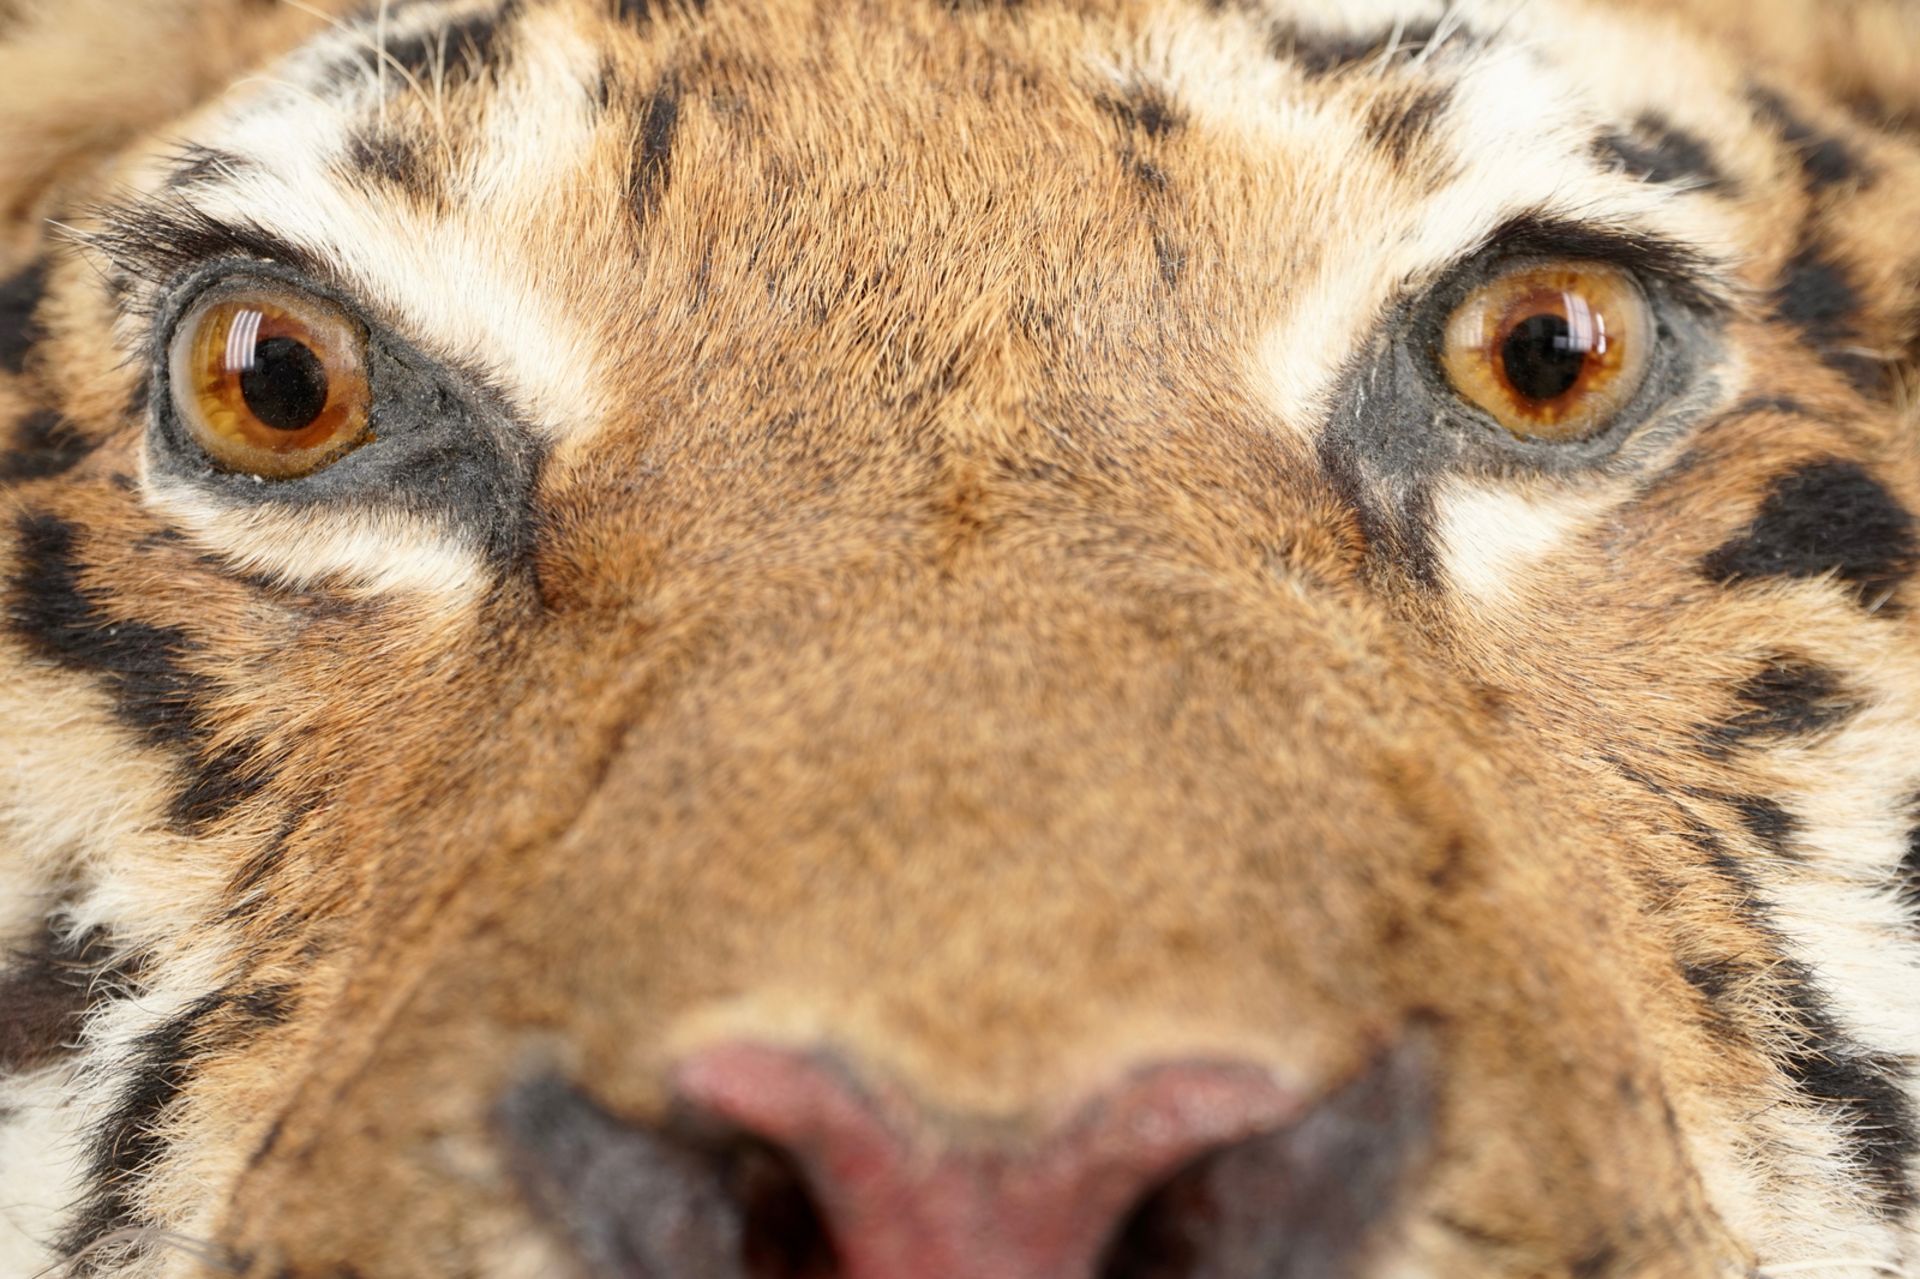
[222,309,265,373]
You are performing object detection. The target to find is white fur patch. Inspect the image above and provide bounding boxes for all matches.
[140,472,490,602]
[0,1067,78,1277]
[1746,685,1920,1270]
[1431,480,1610,605]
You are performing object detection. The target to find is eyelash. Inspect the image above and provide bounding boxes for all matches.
[1445,214,1725,310]
[78,196,329,329]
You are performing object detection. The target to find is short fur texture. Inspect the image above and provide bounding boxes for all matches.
[1,0,1919,1275]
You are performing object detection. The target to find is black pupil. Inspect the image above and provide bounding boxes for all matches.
[1500,313,1587,402]
[239,335,330,431]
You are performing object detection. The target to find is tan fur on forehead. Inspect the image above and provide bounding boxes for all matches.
[2,0,1920,1277]
[1626,0,1920,129]
[0,0,362,257]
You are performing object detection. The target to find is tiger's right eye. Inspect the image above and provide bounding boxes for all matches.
[1439,260,1653,443]
[168,283,372,478]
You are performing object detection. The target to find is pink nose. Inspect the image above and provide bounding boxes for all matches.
[496,1041,1431,1279]
[677,1043,1303,1279]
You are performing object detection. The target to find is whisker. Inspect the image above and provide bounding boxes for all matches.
[40,1228,240,1278]
[1409,1,1470,69]
[276,0,444,128]
[1369,16,1410,76]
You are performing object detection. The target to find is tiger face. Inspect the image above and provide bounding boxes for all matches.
[1,0,1918,1276]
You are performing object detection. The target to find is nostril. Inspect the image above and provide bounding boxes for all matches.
[1099,1136,1369,1279]
[506,1039,1431,1279]
[676,1041,1430,1279]
[494,1074,840,1279]
[728,1138,838,1279]
[1096,1040,1435,1279]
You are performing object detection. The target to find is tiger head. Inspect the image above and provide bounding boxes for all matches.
[1,1,1919,1276]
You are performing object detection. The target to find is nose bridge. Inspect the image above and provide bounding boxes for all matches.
[532,537,1484,1100]
[612,529,1381,837]
[228,486,1730,1278]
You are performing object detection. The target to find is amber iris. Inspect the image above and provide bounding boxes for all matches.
[168,283,372,478]
[1440,261,1652,442]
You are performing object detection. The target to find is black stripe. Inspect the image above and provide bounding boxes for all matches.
[235,982,297,1028]
[1570,1244,1621,1279]
[1750,87,1869,192]
[1268,18,1469,76]
[1701,657,1857,754]
[164,145,252,193]
[1100,83,1183,139]
[1674,817,1918,1207]
[1768,245,1885,395]
[342,127,432,197]
[631,83,682,225]
[1730,795,1796,855]
[226,798,324,903]
[1775,962,1918,1212]
[0,410,93,482]
[1702,460,1917,607]
[1593,112,1732,192]
[1129,154,1169,193]
[170,737,279,832]
[0,921,120,1074]
[59,982,299,1268]
[382,4,518,88]
[9,513,209,751]
[59,994,224,1267]
[1601,751,1671,798]
[613,0,709,26]
[1366,85,1452,165]
[1667,792,1772,929]
[1677,956,1745,1008]
[1729,394,1807,418]
[8,513,275,829]
[0,257,48,376]
[1772,246,1860,345]
[1617,754,1920,1207]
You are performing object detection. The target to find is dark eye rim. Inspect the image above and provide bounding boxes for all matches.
[141,256,545,567]
[1410,220,1723,471]
[149,257,392,484]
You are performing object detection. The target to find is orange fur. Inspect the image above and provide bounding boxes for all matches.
[1,1,1918,1276]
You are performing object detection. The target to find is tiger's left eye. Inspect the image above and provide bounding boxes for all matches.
[1440,261,1653,442]
[167,282,372,478]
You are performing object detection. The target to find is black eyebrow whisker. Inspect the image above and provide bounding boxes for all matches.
[44,218,131,296]
[73,194,331,309]
[1467,211,1733,314]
